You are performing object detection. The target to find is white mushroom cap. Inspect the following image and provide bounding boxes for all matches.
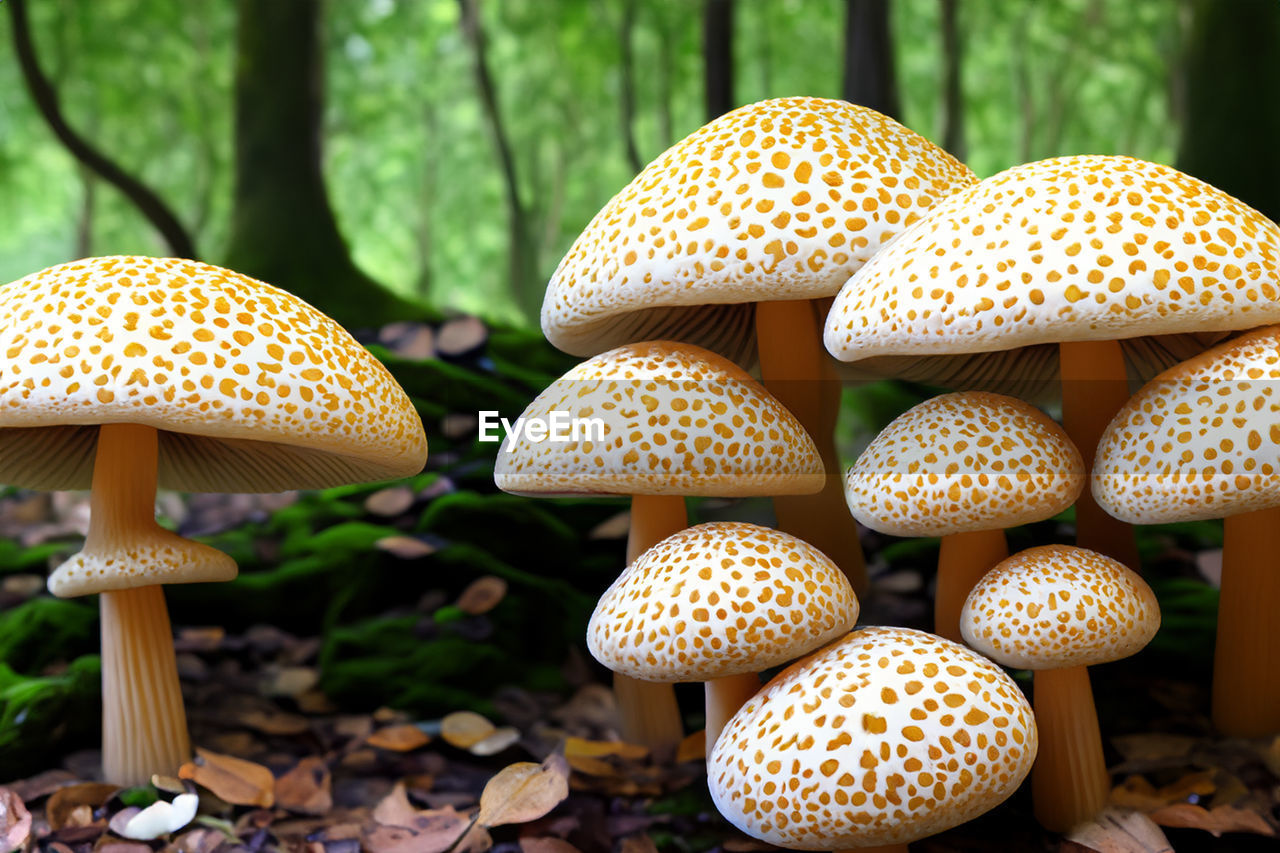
[824,155,1280,388]
[960,545,1160,670]
[587,522,859,682]
[543,97,975,360]
[493,341,823,498]
[845,391,1083,537]
[709,626,1037,850]
[1094,324,1280,523]
[0,257,427,492]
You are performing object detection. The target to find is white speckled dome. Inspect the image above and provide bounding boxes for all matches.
[709,626,1037,850]
[845,392,1083,537]
[587,522,859,681]
[961,545,1160,670]
[0,256,427,493]
[543,97,975,360]
[824,155,1280,388]
[493,341,823,497]
[1093,324,1280,523]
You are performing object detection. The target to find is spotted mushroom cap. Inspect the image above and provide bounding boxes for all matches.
[825,155,1280,391]
[543,97,976,360]
[845,392,1083,537]
[960,545,1160,670]
[1094,323,1280,523]
[587,522,859,682]
[493,341,823,497]
[709,626,1037,850]
[0,256,427,492]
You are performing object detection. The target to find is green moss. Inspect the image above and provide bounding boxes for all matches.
[0,656,100,781]
[0,597,98,673]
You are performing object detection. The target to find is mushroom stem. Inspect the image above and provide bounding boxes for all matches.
[1059,340,1139,569]
[936,528,1008,643]
[704,672,760,752]
[616,493,689,757]
[1213,508,1280,735]
[757,298,868,595]
[1031,665,1110,833]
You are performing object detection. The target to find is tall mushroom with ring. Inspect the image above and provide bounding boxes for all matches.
[2,256,428,785]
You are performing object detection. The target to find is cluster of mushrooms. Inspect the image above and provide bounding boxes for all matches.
[497,96,1280,848]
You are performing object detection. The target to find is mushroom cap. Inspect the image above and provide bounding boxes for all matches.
[493,341,823,497]
[0,256,427,492]
[1094,324,1280,523]
[960,544,1160,670]
[824,155,1280,391]
[543,96,975,360]
[587,522,859,681]
[709,626,1036,849]
[845,391,1083,537]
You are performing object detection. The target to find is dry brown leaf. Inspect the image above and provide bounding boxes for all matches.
[238,708,311,736]
[436,316,487,356]
[8,770,78,803]
[456,576,508,615]
[365,785,489,853]
[1066,809,1174,852]
[1109,772,1216,811]
[565,754,620,778]
[376,535,438,559]
[46,783,118,830]
[365,486,415,517]
[0,788,32,853]
[275,756,332,816]
[563,737,647,761]
[1148,803,1276,837]
[441,711,497,749]
[259,665,319,698]
[519,838,581,853]
[476,754,570,828]
[469,727,521,756]
[178,748,274,808]
[676,730,706,764]
[367,724,432,752]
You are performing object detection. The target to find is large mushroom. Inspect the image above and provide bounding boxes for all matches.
[494,340,823,755]
[1093,324,1280,736]
[542,97,977,594]
[0,256,427,785]
[825,155,1280,568]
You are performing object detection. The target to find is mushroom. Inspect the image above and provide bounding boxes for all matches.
[961,544,1159,832]
[495,340,822,755]
[825,155,1280,568]
[1,256,427,785]
[844,391,1083,642]
[1092,323,1280,736]
[542,97,977,594]
[709,626,1037,852]
[588,521,859,750]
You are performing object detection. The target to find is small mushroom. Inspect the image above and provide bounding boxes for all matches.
[961,544,1159,832]
[588,521,859,750]
[709,626,1037,851]
[845,391,1083,642]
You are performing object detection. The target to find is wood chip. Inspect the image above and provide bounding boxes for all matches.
[178,748,274,808]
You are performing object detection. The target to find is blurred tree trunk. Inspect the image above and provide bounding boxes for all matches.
[704,0,735,120]
[842,0,900,120]
[938,0,965,161]
[224,0,423,327]
[619,0,644,173]
[458,0,541,322]
[1177,0,1280,221]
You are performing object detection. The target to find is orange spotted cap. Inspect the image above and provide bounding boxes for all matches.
[961,545,1159,670]
[825,155,1280,380]
[1094,324,1280,523]
[543,97,975,359]
[587,522,859,682]
[709,626,1037,849]
[0,256,427,492]
[493,341,823,497]
[845,392,1083,537]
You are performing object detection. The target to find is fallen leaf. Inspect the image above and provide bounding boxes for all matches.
[0,787,32,853]
[618,835,659,853]
[376,535,438,559]
[46,783,118,830]
[365,486,415,517]
[469,726,521,756]
[275,756,333,816]
[564,737,648,761]
[441,711,497,749]
[476,754,570,828]
[1109,772,1216,811]
[519,838,582,853]
[1066,809,1174,852]
[178,748,274,808]
[238,707,311,736]
[565,754,620,778]
[364,785,488,853]
[367,724,431,752]
[259,665,319,698]
[436,316,487,356]
[94,842,153,853]
[9,770,79,802]
[676,730,706,764]
[456,576,508,615]
[1148,803,1276,837]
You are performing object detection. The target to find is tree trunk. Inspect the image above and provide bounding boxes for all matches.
[1177,0,1280,222]
[842,0,900,120]
[224,0,423,328]
[703,0,735,121]
[938,0,965,161]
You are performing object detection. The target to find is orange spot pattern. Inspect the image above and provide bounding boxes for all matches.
[0,257,426,474]
[825,156,1280,361]
[588,522,859,681]
[543,97,975,356]
[1094,324,1280,522]
[493,342,823,497]
[708,627,1036,849]
[845,392,1083,537]
[960,545,1159,670]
